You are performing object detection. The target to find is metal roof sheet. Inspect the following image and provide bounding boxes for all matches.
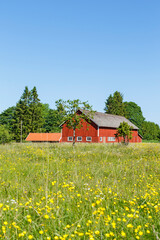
[25,133,61,142]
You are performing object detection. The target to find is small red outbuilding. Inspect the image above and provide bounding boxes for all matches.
[61,110,142,143]
[26,133,61,143]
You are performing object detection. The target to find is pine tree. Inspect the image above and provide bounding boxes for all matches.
[12,86,44,141]
[30,87,44,132]
[12,87,32,141]
[104,91,126,116]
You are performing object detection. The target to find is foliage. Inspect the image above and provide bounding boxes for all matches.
[104,91,126,116]
[0,143,159,239]
[43,109,62,132]
[42,100,66,133]
[29,87,44,132]
[0,106,15,133]
[116,121,133,144]
[124,101,145,135]
[0,125,12,144]
[63,99,93,146]
[141,121,160,140]
[12,86,44,142]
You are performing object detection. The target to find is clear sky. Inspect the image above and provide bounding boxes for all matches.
[0,0,160,125]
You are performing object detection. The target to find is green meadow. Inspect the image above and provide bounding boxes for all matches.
[0,143,160,240]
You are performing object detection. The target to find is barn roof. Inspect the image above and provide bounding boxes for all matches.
[26,133,61,142]
[79,109,139,130]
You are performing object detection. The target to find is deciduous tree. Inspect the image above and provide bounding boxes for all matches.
[62,99,93,146]
[0,125,12,144]
[124,101,145,136]
[116,121,132,144]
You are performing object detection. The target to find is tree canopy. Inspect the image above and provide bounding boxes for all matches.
[116,121,133,144]
[141,121,160,141]
[124,101,145,135]
[62,99,93,146]
[0,125,12,144]
[12,86,44,142]
[104,91,126,116]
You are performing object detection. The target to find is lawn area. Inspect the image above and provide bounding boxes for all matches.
[0,143,160,239]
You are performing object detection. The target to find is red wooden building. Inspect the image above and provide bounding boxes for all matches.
[26,133,61,143]
[61,110,142,143]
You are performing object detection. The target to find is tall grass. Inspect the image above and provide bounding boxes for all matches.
[0,143,159,239]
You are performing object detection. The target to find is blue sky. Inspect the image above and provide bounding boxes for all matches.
[0,0,160,125]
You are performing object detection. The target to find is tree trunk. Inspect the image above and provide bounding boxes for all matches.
[73,128,76,146]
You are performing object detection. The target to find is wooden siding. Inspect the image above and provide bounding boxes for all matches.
[99,127,142,143]
[61,119,98,143]
[61,116,142,143]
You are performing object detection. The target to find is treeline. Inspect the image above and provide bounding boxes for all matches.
[0,87,160,143]
[104,91,160,141]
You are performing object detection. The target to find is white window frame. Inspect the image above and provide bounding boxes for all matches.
[86,136,92,142]
[100,137,102,142]
[108,137,115,142]
[68,136,73,141]
[77,136,82,142]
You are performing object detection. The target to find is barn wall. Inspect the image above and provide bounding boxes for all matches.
[61,118,142,143]
[61,120,98,143]
[99,127,142,143]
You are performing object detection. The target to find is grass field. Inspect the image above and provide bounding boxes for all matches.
[0,143,160,240]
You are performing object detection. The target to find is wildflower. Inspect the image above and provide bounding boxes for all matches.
[127,224,133,228]
[121,231,126,237]
[139,231,143,236]
[28,236,33,239]
[39,230,44,234]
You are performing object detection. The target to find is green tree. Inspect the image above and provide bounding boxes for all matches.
[62,99,93,146]
[30,87,44,132]
[0,125,12,144]
[116,121,133,144]
[12,86,44,141]
[43,109,62,133]
[124,101,145,135]
[0,106,16,133]
[104,91,126,116]
[141,121,160,141]
[12,86,32,141]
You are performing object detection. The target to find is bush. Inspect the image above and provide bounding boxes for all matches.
[0,125,12,144]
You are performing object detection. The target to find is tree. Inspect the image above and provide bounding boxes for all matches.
[0,106,16,133]
[12,86,32,141]
[62,99,93,146]
[104,91,126,116]
[116,121,133,144]
[29,87,44,132]
[124,101,145,135]
[43,109,62,133]
[0,125,12,144]
[141,121,160,141]
[12,86,44,142]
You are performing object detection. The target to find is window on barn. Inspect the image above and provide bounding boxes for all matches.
[100,137,102,142]
[108,137,115,141]
[77,136,82,141]
[86,137,92,142]
[68,136,73,141]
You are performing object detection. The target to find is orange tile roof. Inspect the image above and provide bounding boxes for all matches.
[25,133,61,142]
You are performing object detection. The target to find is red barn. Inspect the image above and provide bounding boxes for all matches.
[61,110,142,143]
